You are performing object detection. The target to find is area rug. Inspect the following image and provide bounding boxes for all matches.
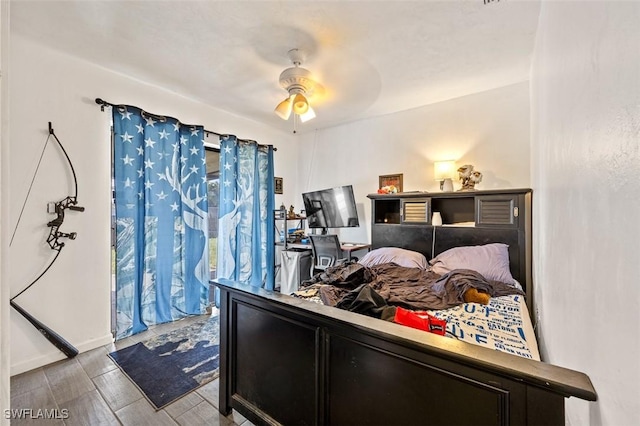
[108,314,219,410]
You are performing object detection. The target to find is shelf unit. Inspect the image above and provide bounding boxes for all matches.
[369,188,526,228]
[273,211,308,290]
[274,212,307,250]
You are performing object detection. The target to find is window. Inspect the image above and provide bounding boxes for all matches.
[205,147,220,280]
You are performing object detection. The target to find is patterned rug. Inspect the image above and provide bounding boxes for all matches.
[108,314,219,409]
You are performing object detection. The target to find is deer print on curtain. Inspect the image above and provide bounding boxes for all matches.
[112,107,209,339]
[216,136,275,291]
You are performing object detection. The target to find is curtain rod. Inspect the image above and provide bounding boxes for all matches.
[95,98,276,151]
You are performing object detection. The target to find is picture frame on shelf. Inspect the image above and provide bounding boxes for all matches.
[378,173,403,193]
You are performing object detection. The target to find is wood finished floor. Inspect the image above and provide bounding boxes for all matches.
[10,314,252,426]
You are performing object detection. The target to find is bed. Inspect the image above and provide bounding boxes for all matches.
[215,190,597,425]
[293,246,540,362]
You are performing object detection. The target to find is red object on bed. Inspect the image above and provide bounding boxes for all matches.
[393,306,447,336]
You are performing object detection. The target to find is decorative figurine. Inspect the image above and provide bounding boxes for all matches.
[377,185,399,194]
[457,165,483,191]
[288,205,296,219]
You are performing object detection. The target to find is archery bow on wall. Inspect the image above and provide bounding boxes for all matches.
[10,122,85,358]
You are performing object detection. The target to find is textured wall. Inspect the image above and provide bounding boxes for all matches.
[531,2,640,424]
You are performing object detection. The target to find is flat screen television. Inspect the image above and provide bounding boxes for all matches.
[302,185,360,230]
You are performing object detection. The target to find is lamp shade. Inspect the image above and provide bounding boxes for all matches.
[299,105,316,123]
[274,96,292,120]
[292,93,309,114]
[434,160,456,180]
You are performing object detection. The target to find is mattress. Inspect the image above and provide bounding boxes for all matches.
[426,294,540,361]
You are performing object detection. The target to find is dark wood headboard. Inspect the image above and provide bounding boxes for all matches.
[367,189,532,311]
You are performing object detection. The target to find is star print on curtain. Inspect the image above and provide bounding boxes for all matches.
[217,136,275,290]
[112,107,209,339]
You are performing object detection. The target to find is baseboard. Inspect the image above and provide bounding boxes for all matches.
[76,333,115,353]
[10,332,114,376]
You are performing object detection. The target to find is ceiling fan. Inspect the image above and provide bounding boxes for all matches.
[274,48,323,126]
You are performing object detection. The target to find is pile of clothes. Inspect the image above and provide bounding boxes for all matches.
[294,262,523,335]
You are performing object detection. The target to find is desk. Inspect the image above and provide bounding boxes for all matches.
[339,243,371,261]
[286,242,371,262]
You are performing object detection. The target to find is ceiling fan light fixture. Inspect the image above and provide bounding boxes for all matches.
[292,93,309,115]
[299,105,316,123]
[274,96,292,120]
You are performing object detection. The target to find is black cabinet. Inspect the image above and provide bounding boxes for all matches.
[476,194,519,227]
[401,198,430,224]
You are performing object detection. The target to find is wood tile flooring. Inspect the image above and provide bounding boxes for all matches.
[10,314,252,426]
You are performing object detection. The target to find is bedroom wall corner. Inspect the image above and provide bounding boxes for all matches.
[531,2,640,425]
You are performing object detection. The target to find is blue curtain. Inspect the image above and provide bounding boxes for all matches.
[113,107,209,339]
[217,136,275,290]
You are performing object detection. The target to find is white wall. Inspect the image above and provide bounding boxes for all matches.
[294,82,531,244]
[0,0,10,420]
[531,2,640,425]
[6,34,296,375]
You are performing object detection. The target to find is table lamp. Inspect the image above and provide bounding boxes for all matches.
[434,160,455,192]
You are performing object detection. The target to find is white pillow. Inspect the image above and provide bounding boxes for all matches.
[358,247,428,269]
[429,243,516,285]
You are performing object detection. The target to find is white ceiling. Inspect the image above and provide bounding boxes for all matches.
[10,0,541,134]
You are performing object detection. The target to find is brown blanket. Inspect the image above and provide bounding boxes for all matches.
[301,262,523,311]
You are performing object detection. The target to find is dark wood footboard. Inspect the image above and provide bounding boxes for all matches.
[216,280,596,426]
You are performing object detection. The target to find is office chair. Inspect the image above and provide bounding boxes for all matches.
[309,234,347,273]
